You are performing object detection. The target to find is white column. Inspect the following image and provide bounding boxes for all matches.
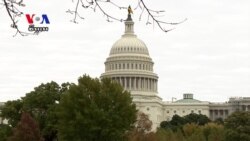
[149,79,151,90]
[153,79,156,91]
[129,77,132,90]
[141,77,145,91]
[138,77,141,90]
[155,80,158,92]
[134,77,136,90]
[134,77,137,90]
[146,78,149,91]
[124,77,127,89]
[142,78,145,91]
[120,77,122,87]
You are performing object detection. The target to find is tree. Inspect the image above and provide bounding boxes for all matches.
[182,123,200,137]
[160,113,210,131]
[1,0,186,36]
[202,123,224,141]
[0,100,23,127]
[186,130,206,141]
[135,112,152,133]
[7,112,44,141]
[156,128,183,141]
[184,113,211,126]
[214,117,224,125]
[57,75,137,141]
[0,81,71,141]
[0,124,12,141]
[224,111,250,141]
[127,112,157,141]
[160,114,186,131]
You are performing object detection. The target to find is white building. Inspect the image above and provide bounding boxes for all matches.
[101,14,163,130]
[101,13,250,130]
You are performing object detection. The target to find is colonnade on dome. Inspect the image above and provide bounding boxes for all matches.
[110,76,158,92]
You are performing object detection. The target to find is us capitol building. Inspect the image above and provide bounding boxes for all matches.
[100,14,250,130]
[1,14,250,130]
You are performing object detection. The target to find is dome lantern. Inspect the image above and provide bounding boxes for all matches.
[124,14,135,36]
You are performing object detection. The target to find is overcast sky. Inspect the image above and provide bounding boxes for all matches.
[0,0,249,102]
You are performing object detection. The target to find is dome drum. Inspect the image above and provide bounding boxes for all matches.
[101,75,158,93]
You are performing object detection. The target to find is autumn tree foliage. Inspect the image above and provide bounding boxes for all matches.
[127,112,157,141]
[158,113,225,141]
[7,112,44,141]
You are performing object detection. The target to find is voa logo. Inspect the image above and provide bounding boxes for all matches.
[26,14,50,32]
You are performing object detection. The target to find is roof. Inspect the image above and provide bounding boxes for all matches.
[174,98,202,103]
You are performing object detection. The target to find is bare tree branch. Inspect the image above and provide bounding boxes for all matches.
[138,0,187,32]
[68,0,186,32]
[2,0,37,36]
[1,0,186,36]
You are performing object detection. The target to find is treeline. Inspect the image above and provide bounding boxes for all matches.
[0,75,137,141]
[129,112,250,141]
[0,75,250,141]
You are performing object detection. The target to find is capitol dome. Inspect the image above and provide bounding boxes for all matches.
[101,14,159,97]
[109,36,149,56]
